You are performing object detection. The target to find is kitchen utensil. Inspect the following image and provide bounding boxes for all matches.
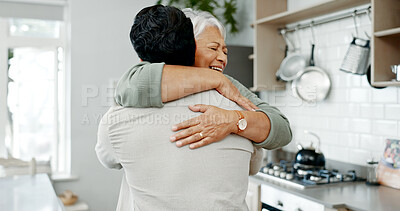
[292,23,331,102]
[340,11,370,75]
[276,28,306,81]
[392,64,400,81]
[294,131,325,170]
[292,42,331,102]
[366,159,380,185]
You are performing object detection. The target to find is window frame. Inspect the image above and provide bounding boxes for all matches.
[0,16,70,175]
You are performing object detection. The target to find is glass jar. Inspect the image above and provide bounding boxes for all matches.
[366,160,380,186]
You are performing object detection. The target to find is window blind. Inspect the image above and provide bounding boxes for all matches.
[0,0,65,20]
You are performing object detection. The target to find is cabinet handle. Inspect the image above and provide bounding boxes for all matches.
[296,208,303,211]
[277,200,283,207]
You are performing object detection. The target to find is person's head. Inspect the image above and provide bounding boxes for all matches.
[182,8,228,72]
[130,5,196,66]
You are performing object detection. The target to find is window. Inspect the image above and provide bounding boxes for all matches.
[0,16,68,175]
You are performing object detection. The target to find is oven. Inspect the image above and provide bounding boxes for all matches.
[260,184,325,211]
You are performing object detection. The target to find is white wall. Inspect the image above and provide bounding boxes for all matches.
[260,1,400,166]
[225,0,254,46]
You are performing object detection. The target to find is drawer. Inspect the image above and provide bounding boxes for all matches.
[260,185,324,211]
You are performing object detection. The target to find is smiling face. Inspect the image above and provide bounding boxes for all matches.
[194,26,228,72]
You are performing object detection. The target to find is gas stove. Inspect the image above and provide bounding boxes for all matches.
[256,160,366,189]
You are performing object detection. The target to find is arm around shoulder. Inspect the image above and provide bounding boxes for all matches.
[115,62,165,108]
[225,75,293,149]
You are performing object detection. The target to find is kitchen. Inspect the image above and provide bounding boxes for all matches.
[0,0,400,210]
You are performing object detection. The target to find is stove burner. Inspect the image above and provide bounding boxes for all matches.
[258,160,366,189]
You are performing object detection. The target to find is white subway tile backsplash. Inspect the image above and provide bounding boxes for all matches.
[335,103,360,118]
[319,131,339,145]
[372,120,398,137]
[262,13,400,165]
[360,104,384,119]
[360,75,371,88]
[327,88,347,103]
[348,88,370,103]
[371,88,398,103]
[359,134,386,152]
[398,121,400,136]
[398,90,400,104]
[350,118,371,133]
[385,104,400,120]
[317,103,338,116]
[348,149,371,165]
[337,132,360,148]
[328,117,350,132]
[322,145,349,163]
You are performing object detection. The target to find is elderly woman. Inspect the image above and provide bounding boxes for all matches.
[116,8,292,150]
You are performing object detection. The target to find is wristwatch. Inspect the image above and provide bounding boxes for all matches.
[234,110,247,132]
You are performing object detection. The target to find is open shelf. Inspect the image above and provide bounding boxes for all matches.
[374,27,400,37]
[372,81,400,87]
[371,0,400,85]
[253,0,371,91]
[256,0,369,25]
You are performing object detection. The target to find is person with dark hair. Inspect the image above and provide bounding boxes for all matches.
[96,5,268,210]
[129,5,195,66]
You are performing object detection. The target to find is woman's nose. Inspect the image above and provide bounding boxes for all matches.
[217,51,227,64]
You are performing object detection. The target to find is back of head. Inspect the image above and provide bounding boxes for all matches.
[182,8,226,39]
[130,5,195,66]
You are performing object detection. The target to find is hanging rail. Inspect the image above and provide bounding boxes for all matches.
[281,6,371,33]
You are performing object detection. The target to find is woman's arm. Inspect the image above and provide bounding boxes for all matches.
[115,62,257,111]
[170,75,292,150]
[225,75,293,149]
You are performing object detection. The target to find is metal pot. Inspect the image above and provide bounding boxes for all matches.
[294,131,325,170]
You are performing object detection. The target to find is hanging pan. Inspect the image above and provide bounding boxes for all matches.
[276,28,306,81]
[292,24,331,102]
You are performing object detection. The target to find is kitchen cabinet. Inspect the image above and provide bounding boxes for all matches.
[252,0,400,91]
[371,0,400,87]
[260,184,326,211]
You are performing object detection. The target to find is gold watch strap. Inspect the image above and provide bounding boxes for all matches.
[234,110,244,120]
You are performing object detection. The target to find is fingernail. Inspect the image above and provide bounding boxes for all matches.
[171,125,177,131]
[176,141,182,147]
[252,109,256,111]
[189,144,195,149]
[170,136,176,142]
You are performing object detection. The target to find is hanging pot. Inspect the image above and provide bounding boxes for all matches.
[276,28,306,81]
[292,44,331,102]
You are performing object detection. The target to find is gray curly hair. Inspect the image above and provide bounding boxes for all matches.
[182,8,226,39]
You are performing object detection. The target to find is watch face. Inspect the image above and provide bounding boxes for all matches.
[238,119,247,130]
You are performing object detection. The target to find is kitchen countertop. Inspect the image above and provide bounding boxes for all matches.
[0,173,64,211]
[250,173,400,211]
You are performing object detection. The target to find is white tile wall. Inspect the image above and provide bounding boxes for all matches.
[261,5,400,166]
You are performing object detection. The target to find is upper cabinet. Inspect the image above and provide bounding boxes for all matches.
[371,0,400,87]
[252,0,400,91]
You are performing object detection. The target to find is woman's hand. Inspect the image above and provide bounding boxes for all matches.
[215,74,259,111]
[170,104,238,149]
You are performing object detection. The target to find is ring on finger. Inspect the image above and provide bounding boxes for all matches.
[198,132,203,139]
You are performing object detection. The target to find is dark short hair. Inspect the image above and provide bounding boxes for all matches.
[130,5,196,66]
